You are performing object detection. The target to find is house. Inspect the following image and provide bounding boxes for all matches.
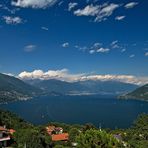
[113,134,122,142]
[0,126,15,147]
[52,133,69,141]
[46,126,56,135]
[46,125,69,142]
[113,134,128,147]
[54,127,63,134]
[46,126,63,135]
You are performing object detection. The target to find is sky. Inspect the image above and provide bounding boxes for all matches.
[0,0,148,84]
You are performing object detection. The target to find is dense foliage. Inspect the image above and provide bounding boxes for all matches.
[124,114,148,148]
[76,129,124,148]
[0,110,148,148]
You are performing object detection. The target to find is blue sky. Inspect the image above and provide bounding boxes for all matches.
[0,0,148,83]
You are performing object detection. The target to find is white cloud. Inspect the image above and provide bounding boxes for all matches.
[145,52,148,56]
[18,69,148,85]
[74,3,120,22]
[89,50,95,54]
[24,45,37,52]
[62,42,69,48]
[111,40,118,45]
[11,0,58,9]
[110,40,120,49]
[115,15,125,21]
[95,3,120,22]
[125,2,138,9]
[3,73,15,77]
[18,69,84,82]
[3,16,22,25]
[68,2,78,11]
[41,26,49,31]
[129,54,135,58]
[58,1,63,6]
[74,4,99,16]
[121,48,126,52]
[93,42,102,48]
[77,42,110,54]
[80,75,148,85]
[97,47,110,53]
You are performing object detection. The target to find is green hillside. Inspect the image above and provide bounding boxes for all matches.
[120,84,148,101]
[0,73,42,103]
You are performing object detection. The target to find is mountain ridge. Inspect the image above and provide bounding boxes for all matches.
[0,73,43,103]
[120,84,148,101]
[24,78,138,95]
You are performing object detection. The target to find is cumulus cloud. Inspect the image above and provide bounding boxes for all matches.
[3,16,22,25]
[18,69,84,82]
[11,0,58,9]
[18,69,148,85]
[110,40,120,49]
[129,54,135,58]
[24,45,37,52]
[68,2,78,11]
[115,15,126,21]
[145,52,148,56]
[74,4,99,16]
[62,42,69,48]
[80,75,148,85]
[124,2,138,9]
[96,47,110,53]
[89,50,95,54]
[76,42,110,54]
[121,48,126,52]
[74,3,120,22]
[95,3,120,22]
[41,26,49,31]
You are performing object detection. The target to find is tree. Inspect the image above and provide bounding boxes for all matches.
[76,129,124,148]
[125,114,148,148]
[69,128,80,142]
[13,128,46,148]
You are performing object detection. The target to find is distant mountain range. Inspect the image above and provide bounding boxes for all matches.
[120,84,148,101]
[25,79,138,95]
[0,73,42,103]
[0,73,140,103]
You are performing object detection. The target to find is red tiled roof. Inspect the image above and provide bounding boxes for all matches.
[52,133,69,141]
[0,126,7,131]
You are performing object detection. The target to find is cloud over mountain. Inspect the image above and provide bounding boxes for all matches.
[18,69,148,85]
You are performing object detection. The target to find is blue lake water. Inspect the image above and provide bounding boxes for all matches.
[0,95,148,129]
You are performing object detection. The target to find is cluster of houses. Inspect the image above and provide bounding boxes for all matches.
[0,124,127,147]
[0,126,15,147]
[46,125,69,142]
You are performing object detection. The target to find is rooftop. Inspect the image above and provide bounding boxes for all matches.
[52,133,69,141]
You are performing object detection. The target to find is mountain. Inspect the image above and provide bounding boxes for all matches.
[0,73,43,103]
[120,84,148,101]
[25,79,138,95]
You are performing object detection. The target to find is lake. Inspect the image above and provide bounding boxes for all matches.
[0,95,148,129]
